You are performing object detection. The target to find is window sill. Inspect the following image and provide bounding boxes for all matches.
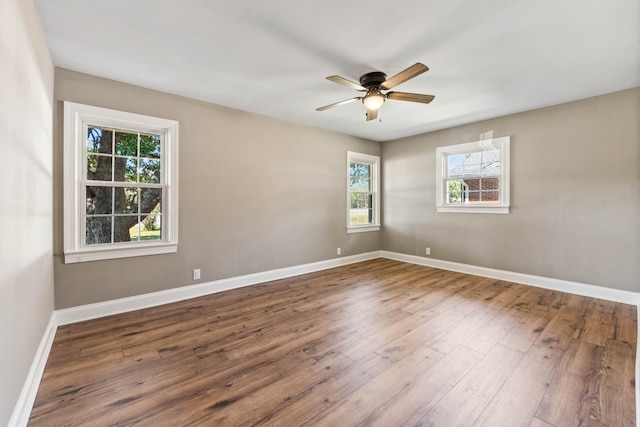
[64,243,178,264]
[347,225,381,234]
[437,205,509,214]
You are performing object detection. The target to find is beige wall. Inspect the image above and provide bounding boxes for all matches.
[382,88,640,292]
[53,68,381,309]
[0,0,55,424]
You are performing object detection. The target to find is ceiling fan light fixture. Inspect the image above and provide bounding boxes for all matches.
[316,63,433,119]
[363,90,385,110]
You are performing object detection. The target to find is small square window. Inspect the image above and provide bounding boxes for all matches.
[436,136,510,214]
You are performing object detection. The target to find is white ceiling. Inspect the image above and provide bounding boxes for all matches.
[35,0,639,142]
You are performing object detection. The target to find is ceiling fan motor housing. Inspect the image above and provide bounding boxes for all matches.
[359,72,387,88]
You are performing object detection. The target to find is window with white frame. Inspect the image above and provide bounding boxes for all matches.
[63,102,179,263]
[347,151,380,232]
[436,136,510,214]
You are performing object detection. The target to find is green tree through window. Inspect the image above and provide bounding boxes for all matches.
[347,151,379,231]
[85,126,162,245]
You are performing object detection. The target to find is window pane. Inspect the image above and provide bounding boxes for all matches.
[481,177,500,190]
[349,162,371,192]
[350,209,372,225]
[468,190,481,203]
[461,153,483,177]
[466,179,480,191]
[114,187,138,214]
[350,193,373,225]
[464,152,482,166]
[140,188,162,214]
[87,154,112,181]
[482,149,500,164]
[481,150,501,177]
[115,131,138,156]
[350,193,372,209]
[87,127,112,154]
[86,186,112,214]
[140,159,161,184]
[86,217,112,245]
[141,134,161,159]
[447,154,465,179]
[114,215,138,242]
[446,180,467,204]
[129,214,162,241]
[481,191,500,202]
[142,214,162,241]
[113,157,138,183]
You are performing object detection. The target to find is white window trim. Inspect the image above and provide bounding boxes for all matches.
[63,102,179,263]
[347,151,380,233]
[436,136,510,214]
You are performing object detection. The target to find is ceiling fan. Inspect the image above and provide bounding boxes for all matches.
[316,63,435,121]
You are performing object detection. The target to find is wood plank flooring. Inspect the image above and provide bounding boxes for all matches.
[29,259,637,426]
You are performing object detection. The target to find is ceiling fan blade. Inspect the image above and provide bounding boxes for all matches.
[326,75,367,91]
[316,97,362,111]
[386,91,435,104]
[380,63,429,90]
[366,107,378,121]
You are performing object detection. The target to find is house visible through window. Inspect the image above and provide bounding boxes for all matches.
[64,102,179,263]
[436,136,510,214]
[347,151,380,233]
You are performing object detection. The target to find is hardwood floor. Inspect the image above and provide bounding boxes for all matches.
[29,259,637,426]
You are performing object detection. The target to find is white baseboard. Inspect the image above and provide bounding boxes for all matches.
[56,251,381,325]
[56,249,639,325]
[8,312,57,427]
[381,251,639,306]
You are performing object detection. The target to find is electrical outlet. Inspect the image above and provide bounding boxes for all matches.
[193,269,201,280]
[425,247,431,256]
[337,247,341,256]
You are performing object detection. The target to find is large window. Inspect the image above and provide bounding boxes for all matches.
[64,102,179,263]
[436,136,510,214]
[347,151,380,233]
